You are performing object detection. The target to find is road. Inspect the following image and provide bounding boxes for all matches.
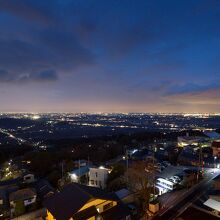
[0,128,27,145]
[153,170,220,220]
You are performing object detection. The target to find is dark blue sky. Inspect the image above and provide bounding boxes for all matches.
[0,0,220,113]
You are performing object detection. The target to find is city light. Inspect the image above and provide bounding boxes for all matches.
[32,115,40,120]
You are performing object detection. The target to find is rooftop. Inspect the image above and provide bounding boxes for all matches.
[115,188,132,199]
[213,174,220,181]
[212,141,220,148]
[204,131,220,139]
[204,199,220,212]
[33,179,55,199]
[9,188,36,202]
[69,165,91,177]
[179,206,219,220]
[44,183,117,220]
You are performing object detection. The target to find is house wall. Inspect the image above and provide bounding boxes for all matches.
[89,168,109,189]
[213,147,220,157]
[209,195,220,202]
[215,180,220,190]
[10,196,36,208]
[120,194,136,204]
[24,196,36,206]
[46,210,55,220]
[78,198,117,213]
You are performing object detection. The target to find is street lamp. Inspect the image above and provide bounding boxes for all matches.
[214,156,217,168]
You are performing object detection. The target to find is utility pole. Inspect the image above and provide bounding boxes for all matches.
[78,159,81,184]
[61,161,64,180]
[197,142,203,182]
[153,140,156,200]
[124,146,129,184]
[126,149,129,171]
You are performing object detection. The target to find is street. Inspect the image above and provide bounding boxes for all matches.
[153,169,220,220]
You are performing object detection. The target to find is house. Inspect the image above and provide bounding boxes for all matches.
[212,141,220,158]
[204,131,220,141]
[89,167,110,189]
[44,183,131,220]
[179,206,219,220]
[115,188,135,204]
[69,166,91,184]
[33,179,55,200]
[213,174,220,190]
[209,190,220,202]
[9,188,37,216]
[0,189,7,218]
[73,159,91,167]
[177,136,207,148]
[204,199,220,214]
[177,148,199,166]
[202,174,220,215]
[0,190,5,207]
[130,149,149,161]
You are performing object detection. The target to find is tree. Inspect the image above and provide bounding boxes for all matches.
[65,160,75,172]
[47,170,61,187]
[125,161,155,212]
[107,177,126,191]
[107,164,126,191]
[27,152,55,176]
[14,200,25,217]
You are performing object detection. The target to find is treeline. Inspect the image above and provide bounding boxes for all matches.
[0,144,33,164]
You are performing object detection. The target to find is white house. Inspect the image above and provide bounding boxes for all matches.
[156,178,176,195]
[89,166,110,189]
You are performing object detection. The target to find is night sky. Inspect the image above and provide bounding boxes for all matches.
[0,0,220,113]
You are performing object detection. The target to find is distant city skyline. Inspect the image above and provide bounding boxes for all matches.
[0,0,220,113]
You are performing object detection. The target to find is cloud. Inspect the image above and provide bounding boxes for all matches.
[0,0,220,112]
[166,85,220,105]
[0,69,12,82]
[19,70,58,82]
[0,32,94,83]
[0,69,58,83]
[165,82,220,95]
[0,1,95,85]
[0,0,55,25]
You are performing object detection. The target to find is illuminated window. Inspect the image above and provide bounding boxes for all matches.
[103,202,113,211]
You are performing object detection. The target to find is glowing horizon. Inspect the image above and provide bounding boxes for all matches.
[0,0,220,113]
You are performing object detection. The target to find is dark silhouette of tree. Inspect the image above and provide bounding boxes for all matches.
[125,161,155,212]
[107,164,126,191]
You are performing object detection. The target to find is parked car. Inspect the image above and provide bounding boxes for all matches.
[173,176,181,182]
